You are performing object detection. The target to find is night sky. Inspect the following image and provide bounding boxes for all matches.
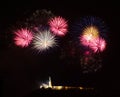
[0,1,120,97]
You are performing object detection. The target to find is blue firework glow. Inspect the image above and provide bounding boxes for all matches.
[71,16,107,51]
[71,16,107,38]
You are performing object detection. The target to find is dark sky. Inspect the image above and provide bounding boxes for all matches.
[0,1,120,97]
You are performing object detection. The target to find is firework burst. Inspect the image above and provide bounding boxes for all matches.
[71,16,107,39]
[80,16,106,33]
[77,16,107,52]
[14,28,33,48]
[48,16,68,36]
[70,16,108,73]
[90,37,106,53]
[82,26,99,39]
[33,30,57,52]
[80,26,100,48]
[80,36,106,53]
[80,32,95,47]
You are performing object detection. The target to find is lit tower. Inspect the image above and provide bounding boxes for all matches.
[48,76,52,88]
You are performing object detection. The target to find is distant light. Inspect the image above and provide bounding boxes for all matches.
[39,77,93,90]
[53,86,63,90]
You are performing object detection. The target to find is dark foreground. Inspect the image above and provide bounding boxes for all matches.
[24,88,108,97]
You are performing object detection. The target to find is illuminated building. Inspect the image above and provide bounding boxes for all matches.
[40,76,93,90]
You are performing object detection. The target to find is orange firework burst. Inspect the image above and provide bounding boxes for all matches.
[82,26,99,40]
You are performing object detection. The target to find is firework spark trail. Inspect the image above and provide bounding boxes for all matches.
[80,55,102,73]
[14,28,33,48]
[48,16,68,36]
[33,30,57,52]
[25,9,54,28]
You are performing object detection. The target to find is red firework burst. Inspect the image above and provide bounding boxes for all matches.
[14,28,33,48]
[48,16,68,36]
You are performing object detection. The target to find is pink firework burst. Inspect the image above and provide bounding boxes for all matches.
[80,35,106,53]
[80,34,95,47]
[90,37,106,53]
[14,28,33,48]
[48,16,68,36]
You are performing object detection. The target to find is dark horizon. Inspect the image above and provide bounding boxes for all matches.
[0,1,120,97]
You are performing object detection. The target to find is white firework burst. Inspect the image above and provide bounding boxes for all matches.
[33,30,57,52]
